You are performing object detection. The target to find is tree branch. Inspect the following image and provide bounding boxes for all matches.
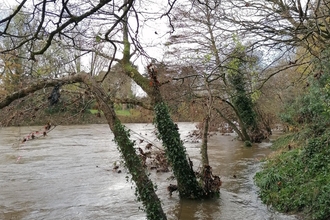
[31,0,113,57]
[0,73,88,109]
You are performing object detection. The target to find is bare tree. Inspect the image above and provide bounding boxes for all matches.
[164,0,272,148]
[0,1,167,219]
[220,0,330,57]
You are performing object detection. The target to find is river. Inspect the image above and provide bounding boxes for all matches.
[0,123,298,220]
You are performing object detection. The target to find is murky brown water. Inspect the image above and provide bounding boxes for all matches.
[0,123,298,220]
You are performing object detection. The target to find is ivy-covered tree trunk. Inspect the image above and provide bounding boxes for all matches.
[120,60,209,199]
[227,38,264,143]
[85,75,167,219]
[236,115,251,142]
[146,64,204,198]
[120,18,204,198]
[111,119,166,220]
[154,102,203,198]
[231,75,258,143]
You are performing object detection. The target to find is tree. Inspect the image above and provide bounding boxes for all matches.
[225,37,262,142]
[166,0,330,142]
[164,0,269,145]
[0,1,167,219]
[219,0,330,59]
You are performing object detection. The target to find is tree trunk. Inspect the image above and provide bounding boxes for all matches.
[238,118,251,142]
[145,64,204,198]
[154,102,203,198]
[214,100,251,142]
[201,115,210,166]
[120,36,204,197]
[200,78,213,166]
[84,75,167,219]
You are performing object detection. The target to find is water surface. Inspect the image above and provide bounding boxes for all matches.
[0,123,298,219]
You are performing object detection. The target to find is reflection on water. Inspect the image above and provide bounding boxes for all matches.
[0,123,298,220]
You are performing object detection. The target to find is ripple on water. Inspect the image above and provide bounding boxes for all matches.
[0,124,299,220]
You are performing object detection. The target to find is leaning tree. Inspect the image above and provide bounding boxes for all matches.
[0,0,169,218]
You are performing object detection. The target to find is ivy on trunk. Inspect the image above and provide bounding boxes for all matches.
[154,102,204,198]
[84,74,167,219]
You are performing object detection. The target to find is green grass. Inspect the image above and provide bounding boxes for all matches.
[116,109,132,116]
[89,109,136,116]
[89,109,100,114]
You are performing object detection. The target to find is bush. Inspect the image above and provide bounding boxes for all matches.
[255,48,330,219]
[255,134,330,219]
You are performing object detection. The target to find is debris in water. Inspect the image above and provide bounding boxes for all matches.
[167,184,178,196]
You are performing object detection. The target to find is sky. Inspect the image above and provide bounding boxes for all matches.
[0,0,171,96]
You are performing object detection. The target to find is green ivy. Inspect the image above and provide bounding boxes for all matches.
[227,36,258,132]
[154,102,204,198]
[113,120,166,219]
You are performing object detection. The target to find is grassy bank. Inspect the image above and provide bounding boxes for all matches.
[254,131,330,219]
[89,109,153,123]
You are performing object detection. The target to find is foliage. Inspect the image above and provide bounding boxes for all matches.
[244,140,252,147]
[255,132,330,219]
[270,133,297,150]
[255,49,330,219]
[316,49,330,118]
[279,60,330,132]
[0,12,73,94]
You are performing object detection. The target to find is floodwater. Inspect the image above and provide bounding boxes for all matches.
[0,123,298,220]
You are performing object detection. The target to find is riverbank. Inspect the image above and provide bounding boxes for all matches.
[0,108,153,127]
[254,130,330,220]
